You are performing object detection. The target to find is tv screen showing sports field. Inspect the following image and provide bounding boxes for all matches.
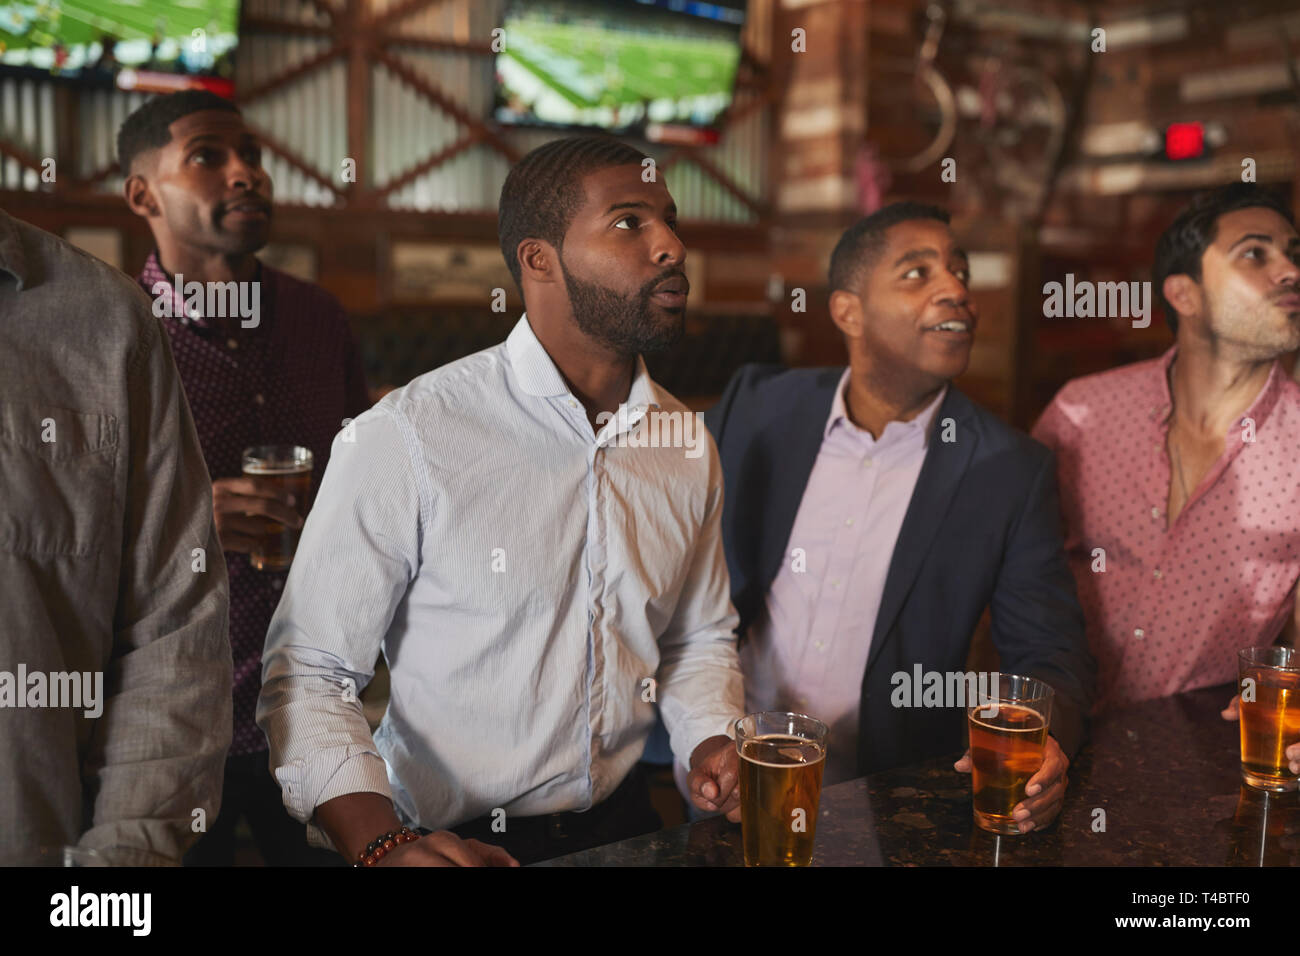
[493,0,746,144]
[0,0,238,95]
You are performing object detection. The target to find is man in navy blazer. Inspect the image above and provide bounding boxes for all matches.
[704,202,1095,833]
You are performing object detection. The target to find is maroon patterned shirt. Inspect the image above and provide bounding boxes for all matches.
[138,251,370,755]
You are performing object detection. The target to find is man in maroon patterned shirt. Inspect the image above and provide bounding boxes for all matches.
[119,90,371,865]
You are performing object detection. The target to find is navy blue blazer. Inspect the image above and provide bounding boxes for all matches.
[704,364,1095,775]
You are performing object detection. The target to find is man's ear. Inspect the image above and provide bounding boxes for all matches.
[123,172,159,218]
[1162,274,1201,327]
[829,288,865,340]
[517,238,560,286]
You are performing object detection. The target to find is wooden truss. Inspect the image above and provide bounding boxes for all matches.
[236,0,773,218]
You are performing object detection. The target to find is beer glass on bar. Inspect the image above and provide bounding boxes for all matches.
[1237,646,1300,792]
[240,445,313,571]
[967,674,1053,835]
[734,712,827,866]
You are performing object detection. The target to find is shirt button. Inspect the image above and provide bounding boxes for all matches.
[831,579,840,588]
[1150,507,1160,519]
[797,697,808,708]
[226,337,238,349]
[568,399,578,408]
[1152,568,1162,579]
[271,578,284,591]
[845,517,854,526]
[814,640,825,651]
[1134,628,1145,639]
[254,393,266,405]
[862,458,873,468]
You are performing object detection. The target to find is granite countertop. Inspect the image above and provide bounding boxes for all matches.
[539,683,1300,866]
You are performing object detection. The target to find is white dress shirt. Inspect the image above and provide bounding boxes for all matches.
[742,369,946,784]
[257,314,743,839]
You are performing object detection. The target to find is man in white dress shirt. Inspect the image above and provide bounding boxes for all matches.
[256,136,746,866]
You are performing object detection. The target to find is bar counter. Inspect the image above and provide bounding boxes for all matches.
[540,683,1300,866]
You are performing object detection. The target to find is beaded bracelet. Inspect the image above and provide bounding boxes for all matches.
[353,826,420,867]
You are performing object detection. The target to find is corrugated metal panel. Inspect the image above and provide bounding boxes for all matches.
[0,74,57,191]
[0,0,767,217]
[372,0,764,220]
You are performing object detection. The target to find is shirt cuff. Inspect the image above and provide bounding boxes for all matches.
[274,748,392,820]
[670,712,742,770]
[293,752,393,856]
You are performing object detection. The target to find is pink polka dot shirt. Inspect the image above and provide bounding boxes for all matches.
[1033,347,1300,713]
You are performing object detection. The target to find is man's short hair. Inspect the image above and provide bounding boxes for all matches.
[497,136,649,295]
[828,201,951,293]
[117,90,241,178]
[1152,183,1296,335]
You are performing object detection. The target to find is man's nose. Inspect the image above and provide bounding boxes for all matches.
[228,157,262,192]
[653,224,686,267]
[937,272,970,307]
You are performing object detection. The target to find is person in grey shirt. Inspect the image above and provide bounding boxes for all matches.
[257,137,745,866]
[0,207,232,866]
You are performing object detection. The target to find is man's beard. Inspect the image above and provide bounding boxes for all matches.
[560,255,685,358]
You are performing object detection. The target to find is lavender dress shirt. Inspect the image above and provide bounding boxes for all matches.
[741,370,946,784]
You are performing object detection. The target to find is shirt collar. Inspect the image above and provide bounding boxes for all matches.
[138,249,264,331]
[825,366,948,443]
[1150,344,1287,433]
[0,208,30,290]
[506,312,665,412]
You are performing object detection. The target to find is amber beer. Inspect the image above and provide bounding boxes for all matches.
[241,445,313,571]
[735,712,827,867]
[1238,647,1300,792]
[967,675,1053,835]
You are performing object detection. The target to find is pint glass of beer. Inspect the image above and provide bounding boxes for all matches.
[240,445,313,571]
[967,675,1053,835]
[734,712,827,866]
[1237,646,1300,792]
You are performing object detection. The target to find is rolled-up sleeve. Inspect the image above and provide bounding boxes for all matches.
[81,315,232,866]
[655,440,745,768]
[257,406,421,833]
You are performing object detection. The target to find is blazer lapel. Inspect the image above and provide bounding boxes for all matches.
[864,388,980,677]
[756,369,842,592]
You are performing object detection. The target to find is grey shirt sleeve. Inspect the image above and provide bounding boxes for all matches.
[77,314,233,866]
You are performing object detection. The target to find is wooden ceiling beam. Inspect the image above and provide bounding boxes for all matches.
[374,49,521,163]
[662,147,768,220]
[239,46,347,104]
[371,131,483,201]
[243,121,345,198]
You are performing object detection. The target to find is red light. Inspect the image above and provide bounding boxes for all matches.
[1165,122,1205,161]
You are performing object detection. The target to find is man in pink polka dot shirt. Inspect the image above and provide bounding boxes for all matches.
[120,91,371,863]
[1034,183,1300,774]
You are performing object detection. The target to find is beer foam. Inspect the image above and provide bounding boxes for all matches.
[968,703,1046,732]
[243,462,311,475]
[740,734,825,768]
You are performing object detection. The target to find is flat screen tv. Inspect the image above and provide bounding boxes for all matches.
[0,0,239,96]
[493,0,746,146]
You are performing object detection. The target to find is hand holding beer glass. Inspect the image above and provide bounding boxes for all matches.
[211,445,313,570]
[966,675,1054,835]
[734,712,827,866]
[1236,646,1300,792]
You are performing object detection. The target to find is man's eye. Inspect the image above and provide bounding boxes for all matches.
[615,215,639,230]
[1243,247,1265,261]
[667,220,679,233]
[903,266,925,279]
[955,270,970,284]
[191,149,217,165]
